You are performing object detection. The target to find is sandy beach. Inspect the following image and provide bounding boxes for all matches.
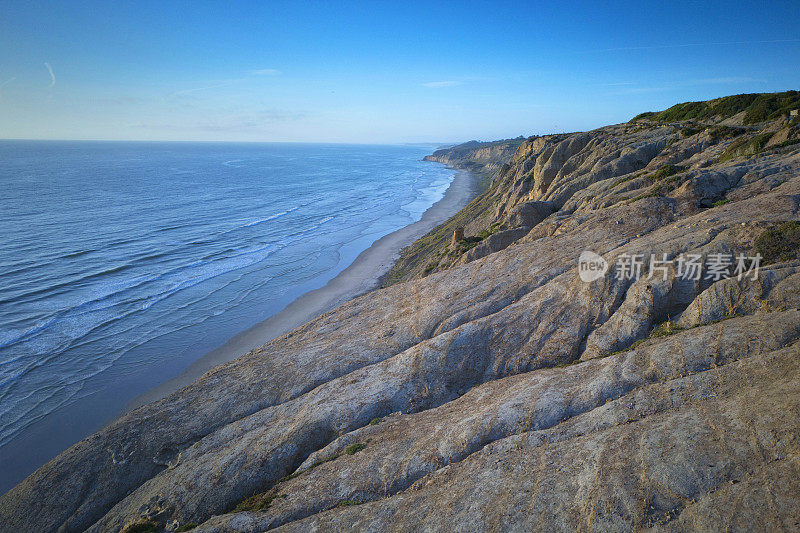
[127,168,479,410]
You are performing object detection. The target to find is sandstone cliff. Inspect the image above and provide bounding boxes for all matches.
[2,91,800,533]
[422,137,525,182]
[384,137,524,284]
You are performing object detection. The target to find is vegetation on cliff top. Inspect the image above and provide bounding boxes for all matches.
[631,90,800,124]
[436,136,526,152]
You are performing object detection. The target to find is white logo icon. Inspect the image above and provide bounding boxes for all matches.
[578,251,608,282]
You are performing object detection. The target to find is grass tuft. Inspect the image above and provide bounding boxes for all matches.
[718,132,775,162]
[708,125,746,142]
[755,221,800,264]
[650,319,684,338]
[121,521,159,533]
[337,499,361,507]
[310,453,340,468]
[234,490,289,513]
[345,442,366,455]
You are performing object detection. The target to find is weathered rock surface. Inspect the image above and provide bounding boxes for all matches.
[384,138,524,284]
[457,226,529,264]
[2,93,799,533]
[422,138,525,179]
[499,200,556,229]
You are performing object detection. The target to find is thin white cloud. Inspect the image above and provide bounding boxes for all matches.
[44,62,55,87]
[170,79,244,97]
[608,76,766,95]
[170,69,281,98]
[0,77,16,99]
[587,38,800,54]
[422,80,462,88]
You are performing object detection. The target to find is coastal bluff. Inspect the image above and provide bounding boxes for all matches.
[2,91,800,532]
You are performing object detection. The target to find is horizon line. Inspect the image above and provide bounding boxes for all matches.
[0,137,466,146]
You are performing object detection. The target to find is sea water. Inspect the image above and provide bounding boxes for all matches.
[0,140,453,491]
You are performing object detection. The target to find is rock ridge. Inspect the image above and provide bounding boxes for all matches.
[2,91,800,532]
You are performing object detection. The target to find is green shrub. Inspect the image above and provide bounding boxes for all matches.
[345,443,366,455]
[630,111,655,121]
[176,524,199,532]
[625,191,662,205]
[121,521,159,533]
[754,222,800,263]
[743,92,800,124]
[278,470,302,482]
[718,132,775,162]
[337,499,361,507]
[655,101,708,122]
[650,319,683,338]
[651,165,684,181]
[477,223,500,240]
[368,417,383,426]
[751,133,774,151]
[712,198,731,207]
[234,491,288,512]
[679,125,706,137]
[772,138,800,150]
[423,261,439,275]
[310,453,340,468]
[712,93,762,119]
[611,173,643,189]
[456,235,484,252]
[632,91,800,124]
[708,125,746,142]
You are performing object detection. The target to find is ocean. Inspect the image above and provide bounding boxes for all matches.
[0,140,454,491]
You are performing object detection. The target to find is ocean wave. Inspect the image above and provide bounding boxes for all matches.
[242,207,299,227]
[0,143,458,454]
[0,240,283,365]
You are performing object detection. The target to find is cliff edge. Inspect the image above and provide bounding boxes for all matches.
[2,91,800,533]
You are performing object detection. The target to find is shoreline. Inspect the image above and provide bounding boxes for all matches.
[126,167,479,410]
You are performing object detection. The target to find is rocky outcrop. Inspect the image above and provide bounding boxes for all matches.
[458,226,529,264]
[499,200,555,230]
[422,138,525,178]
[382,138,525,284]
[2,92,800,533]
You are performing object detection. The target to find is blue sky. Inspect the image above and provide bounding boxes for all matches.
[1,0,798,143]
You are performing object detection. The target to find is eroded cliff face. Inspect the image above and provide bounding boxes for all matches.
[383,138,525,284]
[422,138,524,179]
[396,94,800,279]
[2,93,800,533]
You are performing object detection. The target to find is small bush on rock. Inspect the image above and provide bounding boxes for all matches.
[345,443,366,455]
[755,222,800,263]
[337,499,361,507]
[121,521,158,533]
[234,490,287,512]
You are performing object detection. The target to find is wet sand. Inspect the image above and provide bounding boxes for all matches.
[127,168,479,410]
